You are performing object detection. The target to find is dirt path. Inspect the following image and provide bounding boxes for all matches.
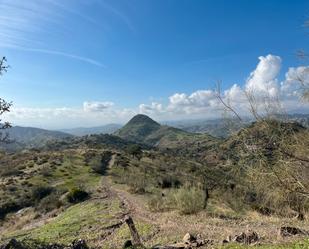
[103,154,161,225]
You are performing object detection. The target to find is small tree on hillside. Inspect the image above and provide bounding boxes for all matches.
[0,57,12,143]
[215,78,309,219]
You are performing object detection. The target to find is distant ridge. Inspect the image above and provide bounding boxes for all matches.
[60,124,122,136]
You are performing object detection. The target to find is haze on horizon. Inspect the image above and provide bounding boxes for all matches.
[0,0,309,129]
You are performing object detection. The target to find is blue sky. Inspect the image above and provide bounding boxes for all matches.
[0,0,309,128]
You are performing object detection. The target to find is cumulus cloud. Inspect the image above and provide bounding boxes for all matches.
[167,90,217,115]
[245,55,281,97]
[83,101,114,112]
[281,66,309,97]
[139,102,163,115]
[224,84,244,101]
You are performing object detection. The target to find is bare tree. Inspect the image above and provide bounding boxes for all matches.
[0,57,12,143]
[293,19,309,101]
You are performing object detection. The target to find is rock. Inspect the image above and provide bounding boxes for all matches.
[279,227,308,237]
[182,233,196,244]
[152,234,211,249]
[228,230,259,245]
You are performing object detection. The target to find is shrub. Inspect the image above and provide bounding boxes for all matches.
[125,144,142,159]
[147,194,170,212]
[31,186,53,201]
[90,151,112,175]
[157,175,181,189]
[127,174,147,194]
[0,201,22,219]
[173,187,205,215]
[37,193,63,213]
[7,185,18,192]
[41,165,52,177]
[67,187,89,203]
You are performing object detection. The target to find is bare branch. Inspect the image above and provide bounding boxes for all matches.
[215,81,242,121]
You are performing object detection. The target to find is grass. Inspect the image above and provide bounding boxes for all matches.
[221,239,309,249]
[102,220,156,249]
[3,199,123,245]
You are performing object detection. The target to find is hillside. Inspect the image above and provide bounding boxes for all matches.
[166,114,309,138]
[0,126,73,151]
[60,124,122,136]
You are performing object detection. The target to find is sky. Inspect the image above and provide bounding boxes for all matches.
[0,0,309,129]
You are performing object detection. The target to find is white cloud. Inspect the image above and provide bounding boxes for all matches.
[245,55,281,97]
[281,66,309,97]
[167,90,217,115]
[139,102,163,115]
[83,101,114,112]
[224,84,243,101]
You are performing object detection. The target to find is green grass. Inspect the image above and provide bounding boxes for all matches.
[3,199,123,245]
[50,154,101,190]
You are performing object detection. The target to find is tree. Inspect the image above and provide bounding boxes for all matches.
[0,57,12,143]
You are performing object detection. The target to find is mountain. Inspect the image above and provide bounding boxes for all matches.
[114,114,218,148]
[165,114,309,138]
[60,124,122,136]
[0,126,73,151]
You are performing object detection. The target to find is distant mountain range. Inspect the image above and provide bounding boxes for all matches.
[1,113,308,152]
[0,126,73,151]
[59,124,122,136]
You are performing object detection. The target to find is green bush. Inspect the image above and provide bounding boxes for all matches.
[127,174,147,194]
[157,175,181,189]
[0,201,22,219]
[31,186,54,201]
[173,187,205,215]
[125,144,142,159]
[67,187,89,203]
[37,193,63,213]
